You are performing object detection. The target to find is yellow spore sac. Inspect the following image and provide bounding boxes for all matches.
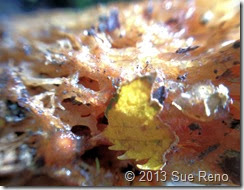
[103,76,175,170]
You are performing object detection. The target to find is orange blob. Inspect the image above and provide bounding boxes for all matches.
[42,131,78,167]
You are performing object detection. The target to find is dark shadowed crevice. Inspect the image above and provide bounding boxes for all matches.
[71,125,91,138]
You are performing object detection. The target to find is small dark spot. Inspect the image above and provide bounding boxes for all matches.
[153,86,168,105]
[177,73,188,81]
[233,61,240,65]
[213,69,218,74]
[230,119,240,129]
[215,76,219,80]
[35,156,45,168]
[200,19,208,25]
[232,40,240,49]
[200,13,213,25]
[165,18,178,25]
[188,123,201,131]
[198,144,219,160]
[198,132,201,135]
[176,46,199,54]
[222,120,227,125]
[15,131,24,136]
[87,26,96,36]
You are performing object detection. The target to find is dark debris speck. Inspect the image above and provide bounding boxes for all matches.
[176,46,199,54]
[35,156,45,168]
[87,26,96,36]
[153,86,167,105]
[222,120,227,125]
[230,119,240,129]
[165,18,178,25]
[177,73,188,81]
[233,61,240,65]
[188,123,201,131]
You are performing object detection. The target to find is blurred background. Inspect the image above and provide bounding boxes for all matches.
[0,0,132,17]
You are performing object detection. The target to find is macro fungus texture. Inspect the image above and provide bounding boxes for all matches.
[0,0,240,186]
